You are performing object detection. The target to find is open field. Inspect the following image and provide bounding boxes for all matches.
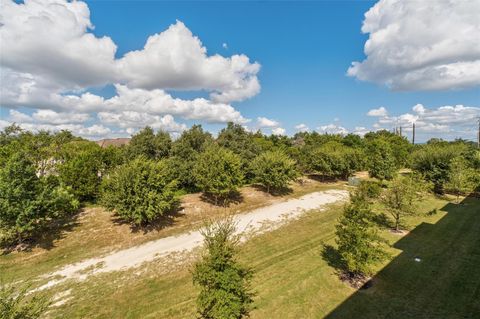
[0,179,344,284]
[3,186,479,318]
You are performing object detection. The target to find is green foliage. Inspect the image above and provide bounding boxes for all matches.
[366,138,396,180]
[351,180,383,204]
[364,130,412,168]
[127,126,172,160]
[335,197,388,278]
[192,219,254,319]
[0,153,79,247]
[445,156,476,202]
[411,143,465,193]
[381,174,428,231]
[0,283,50,319]
[251,150,298,193]
[57,141,103,201]
[217,123,261,181]
[305,142,363,179]
[193,146,244,204]
[100,158,178,225]
[170,125,214,189]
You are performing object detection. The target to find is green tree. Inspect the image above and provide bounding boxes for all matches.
[251,150,298,193]
[445,157,475,203]
[58,141,103,201]
[335,197,388,280]
[194,146,244,205]
[100,158,178,225]
[170,125,214,189]
[0,153,79,246]
[217,122,261,181]
[412,143,467,193]
[192,219,254,319]
[366,139,396,180]
[127,126,172,160]
[381,174,427,231]
[0,283,50,319]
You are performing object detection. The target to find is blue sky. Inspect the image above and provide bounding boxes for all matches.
[1,0,479,142]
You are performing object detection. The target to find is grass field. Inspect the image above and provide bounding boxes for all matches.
[2,189,479,318]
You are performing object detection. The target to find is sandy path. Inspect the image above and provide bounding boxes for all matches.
[38,189,348,290]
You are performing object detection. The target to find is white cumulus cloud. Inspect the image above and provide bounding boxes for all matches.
[317,124,348,135]
[0,1,261,137]
[271,127,286,136]
[367,106,388,117]
[295,123,309,132]
[257,117,280,128]
[348,0,480,91]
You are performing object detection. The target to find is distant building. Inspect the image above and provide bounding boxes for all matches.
[95,138,130,148]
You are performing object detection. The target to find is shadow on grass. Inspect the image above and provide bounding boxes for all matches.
[199,191,244,207]
[324,194,480,319]
[251,184,293,197]
[307,174,342,183]
[110,203,187,235]
[321,244,344,273]
[1,210,82,255]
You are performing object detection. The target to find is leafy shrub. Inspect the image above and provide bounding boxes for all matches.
[100,158,178,225]
[366,139,396,180]
[57,141,103,201]
[192,219,254,319]
[0,283,50,319]
[0,153,79,247]
[251,150,298,193]
[335,199,388,278]
[193,146,244,204]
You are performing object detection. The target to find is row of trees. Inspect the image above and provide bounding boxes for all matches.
[1,123,479,246]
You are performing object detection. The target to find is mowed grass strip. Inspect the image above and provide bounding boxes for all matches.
[48,194,479,319]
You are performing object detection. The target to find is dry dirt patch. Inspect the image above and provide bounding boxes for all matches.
[37,189,348,291]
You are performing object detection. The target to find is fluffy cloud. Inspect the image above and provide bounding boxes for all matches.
[271,127,286,136]
[98,112,186,133]
[317,124,348,135]
[348,0,480,91]
[0,1,261,137]
[0,0,117,89]
[257,117,280,128]
[370,104,480,139]
[118,21,260,103]
[367,106,388,117]
[295,123,309,132]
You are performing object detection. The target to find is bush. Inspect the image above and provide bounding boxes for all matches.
[335,199,388,279]
[366,139,396,180]
[100,158,178,225]
[251,150,298,193]
[411,143,462,193]
[0,153,79,247]
[192,219,254,319]
[58,141,103,201]
[0,283,50,319]
[193,146,244,204]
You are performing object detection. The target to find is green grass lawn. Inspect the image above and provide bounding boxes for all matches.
[3,193,479,318]
[36,194,479,319]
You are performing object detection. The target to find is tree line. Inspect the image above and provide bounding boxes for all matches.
[1,123,479,248]
[1,122,480,318]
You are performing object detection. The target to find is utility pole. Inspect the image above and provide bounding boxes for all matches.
[399,126,402,137]
[412,122,416,145]
[477,117,480,149]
